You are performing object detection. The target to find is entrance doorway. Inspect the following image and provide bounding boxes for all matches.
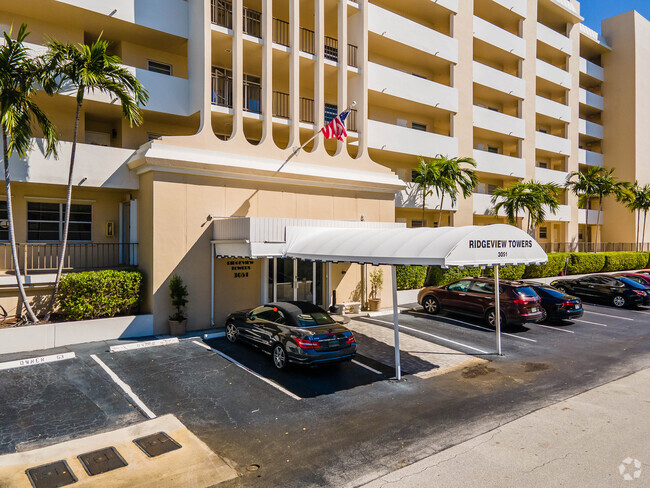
[268,258,323,305]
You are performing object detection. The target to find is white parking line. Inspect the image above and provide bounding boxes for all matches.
[582,310,633,321]
[409,312,538,343]
[192,341,301,401]
[90,354,156,419]
[366,316,490,354]
[352,359,383,375]
[574,319,608,327]
[528,323,575,334]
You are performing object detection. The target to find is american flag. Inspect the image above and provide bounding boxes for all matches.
[321,110,349,141]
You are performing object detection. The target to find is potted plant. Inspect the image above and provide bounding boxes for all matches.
[368,268,384,311]
[168,274,188,336]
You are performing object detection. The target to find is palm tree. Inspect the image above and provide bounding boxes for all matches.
[42,36,149,320]
[0,24,58,323]
[491,182,528,226]
[621,182,644,251]
[413,156,439,225]
[433,155,478,227]
[636,184,650,251]
[565,167,603,250]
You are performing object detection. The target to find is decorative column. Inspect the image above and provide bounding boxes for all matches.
[288,0,300,148]
[230,0,244,140]
[260,0,274,144]
[311,0,325,151]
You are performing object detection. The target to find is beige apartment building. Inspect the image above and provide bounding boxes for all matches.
[0,0,647,333]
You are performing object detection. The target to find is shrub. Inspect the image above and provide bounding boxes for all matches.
[482,264,526,280]
[424,265,482,287]
[565,253,606,275]
[57,269,143,321]
[523,253,570,279]
[169,274,188,322]
[396,266,428,290]
[601,251,650,272]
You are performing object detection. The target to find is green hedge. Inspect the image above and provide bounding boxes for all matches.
[523,253,570,279]
[601,251,650,272]
[58,270,143,321]
[482,264,526,280]
[565,253,607,275]
[424,266,482,287]
[396,266,428,290]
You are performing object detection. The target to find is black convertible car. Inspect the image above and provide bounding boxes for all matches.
[550,274,650,308]
[225,301,356,370]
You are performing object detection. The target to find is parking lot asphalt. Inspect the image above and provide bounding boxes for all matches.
[0,300,649,487]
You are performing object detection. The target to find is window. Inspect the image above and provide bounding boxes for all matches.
[487,184,498,195]
[0,200,7,241]
[252,306,286,324]
[538,161,548,168]
[448,280,471,292]
[411,122,427,131]
[411,219,425,228]
[147,60,172,76]
[27,202,92,242]
[539,227,548,239]
[324,103,338,124]
[244,74,261,113]
[487,146,499,154]
[470,281,494,294]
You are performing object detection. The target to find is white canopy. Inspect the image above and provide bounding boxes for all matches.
[285,224,547,268]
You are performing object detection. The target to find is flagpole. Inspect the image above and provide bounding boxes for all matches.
[277,100,356,171]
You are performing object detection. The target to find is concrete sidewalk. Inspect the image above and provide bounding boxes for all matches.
[355,367,650,488]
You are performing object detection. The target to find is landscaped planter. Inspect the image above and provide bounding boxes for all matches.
[0,314,154,355]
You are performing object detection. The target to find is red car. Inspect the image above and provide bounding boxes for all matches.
[614,272,650,287]
[417,277,543,327]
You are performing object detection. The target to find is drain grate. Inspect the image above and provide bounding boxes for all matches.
[133,432,181,458]
[26,460,77,488]
[78,446,127,476]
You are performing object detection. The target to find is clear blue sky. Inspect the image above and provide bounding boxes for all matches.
[580,1,650,33]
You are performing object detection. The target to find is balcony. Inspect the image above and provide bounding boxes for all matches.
[132,69,191,116]
[9,139,137,190]
[579,88,604,111]
[543,204,572,222]
[536,96,571,122]
[368,62,458,113]
[56,0,188,38]
[396,183,458,211]
[368,3,458,63]
[473,193,504,216]
[578,209,603,225]
[537,23,572,54]
[0,243,138,275]
[536,59,571,87]
[491,0,527,18]
[473,61,526,99]
[473,106,525,139]
[367,120,458,158]
[579,58,604,82]
[210,0,358,66]
[579,119,604,139]
[473,16,526,58]
[536,131,572,155]
[473,150,526,178]
[535,166,569,186]
[578,148,604,167]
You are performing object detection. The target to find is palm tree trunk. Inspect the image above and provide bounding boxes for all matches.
[2,128,38,323]
[438,192,445,227]
[421,186,426,225]
[596,197,603,253]
[636,210,640,252]
[644,210,648,251]
[44,100,82,321]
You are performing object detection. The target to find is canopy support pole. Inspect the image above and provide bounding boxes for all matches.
[210,243,215,327]
[391,265,401,380]
[494,264,502,356]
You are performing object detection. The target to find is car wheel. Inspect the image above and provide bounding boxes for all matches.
[422,295,440,314]
[225,322,237,343]
[485,309,506,328]
[612,295,627,308]
[272,343,287,370]
[540,307,549,323]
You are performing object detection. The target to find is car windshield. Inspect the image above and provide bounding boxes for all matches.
[515,287,538,298]
[535,286,566,298]
[296,312,335,327]
[617,277,648,290]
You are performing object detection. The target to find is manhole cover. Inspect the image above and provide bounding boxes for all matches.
[78,447,127,476]
[26,460,77,488]
[133,432,181,458]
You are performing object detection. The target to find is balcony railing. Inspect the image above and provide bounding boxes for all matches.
[273,18,289,46]
[300,97,315,123]
[0,243,138,274]
[324,36,338,62]
[211,69,233,108]
[273,91,290,118]
[278,95,356,131]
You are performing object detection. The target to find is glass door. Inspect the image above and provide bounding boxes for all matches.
[268,259,320,304]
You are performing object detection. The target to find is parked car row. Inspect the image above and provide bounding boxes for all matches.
[418,271,650,327]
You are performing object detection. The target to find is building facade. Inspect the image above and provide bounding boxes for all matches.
[0,0,646,332]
